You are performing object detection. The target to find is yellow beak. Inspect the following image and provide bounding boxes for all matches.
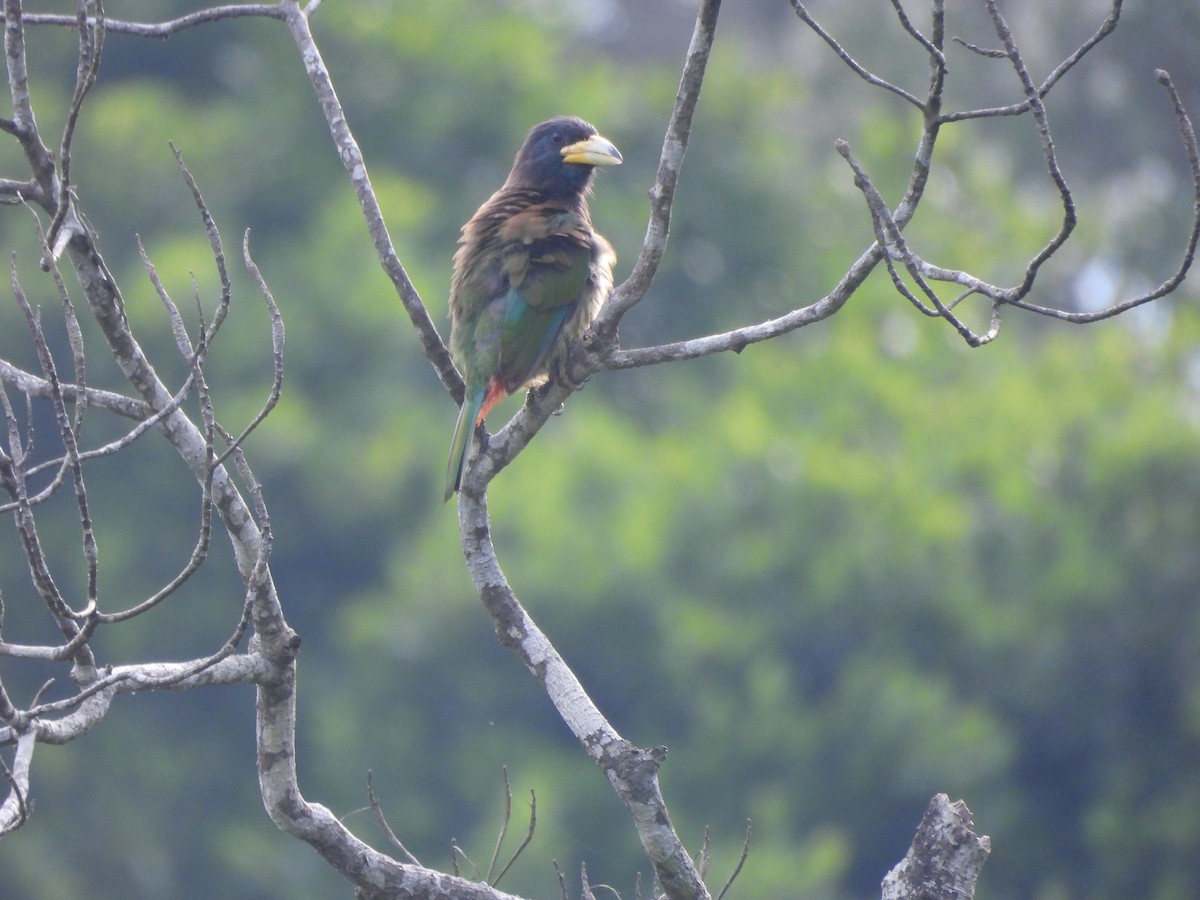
[561,134,623,167]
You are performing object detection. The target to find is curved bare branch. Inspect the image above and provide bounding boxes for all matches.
[277,0,460,399]
[457,489,709,900]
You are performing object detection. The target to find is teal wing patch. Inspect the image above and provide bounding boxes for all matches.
[495,210,594,392]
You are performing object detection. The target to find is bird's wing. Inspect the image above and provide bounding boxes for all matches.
[492,203,596,392]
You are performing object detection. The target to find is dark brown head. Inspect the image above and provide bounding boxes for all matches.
[505,116,622,197]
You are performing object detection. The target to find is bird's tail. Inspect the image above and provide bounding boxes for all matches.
[444,388,485,502]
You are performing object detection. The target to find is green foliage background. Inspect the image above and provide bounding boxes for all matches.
[1,2,1199,898]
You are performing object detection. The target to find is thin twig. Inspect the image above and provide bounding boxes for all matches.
[171,144,233,344]
[13,370,194,488]
[941,1,1123,123]
[596,0,723,333]
[45,0,104,256]
[696,826,711,881]
[485,767,513,884]
[983,0,1076,300]
[0,618,96,661]
[212,231,284,468]
[714,820,752,900]
[835,138,1000,346]
[552,860,569,900]
[490,789,536,888]
[365,771,422,866]
[23,563,259,720]
[888,0,944,63]
[790,1,923,108]
[1008,70,1200,323]
[278,1,456,398]
[7,4,285,38]
[450,839,478,880]
[10,258,98,621]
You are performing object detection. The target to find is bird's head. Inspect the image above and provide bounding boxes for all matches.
[506,116,622,197]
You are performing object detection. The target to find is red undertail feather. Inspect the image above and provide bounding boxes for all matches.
[477,376,508,425]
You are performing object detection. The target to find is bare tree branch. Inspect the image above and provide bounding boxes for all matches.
[0,359,148,420]
[276,0,459,399]
[457,489,709,899]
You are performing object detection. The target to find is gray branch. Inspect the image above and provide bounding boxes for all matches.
[882,795,991,900]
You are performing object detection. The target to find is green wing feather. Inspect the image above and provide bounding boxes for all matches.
[495,234,592,392]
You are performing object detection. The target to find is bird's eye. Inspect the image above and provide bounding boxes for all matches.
[551,132,563,144]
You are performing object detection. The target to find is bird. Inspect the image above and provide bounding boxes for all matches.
[443,116,622,501]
